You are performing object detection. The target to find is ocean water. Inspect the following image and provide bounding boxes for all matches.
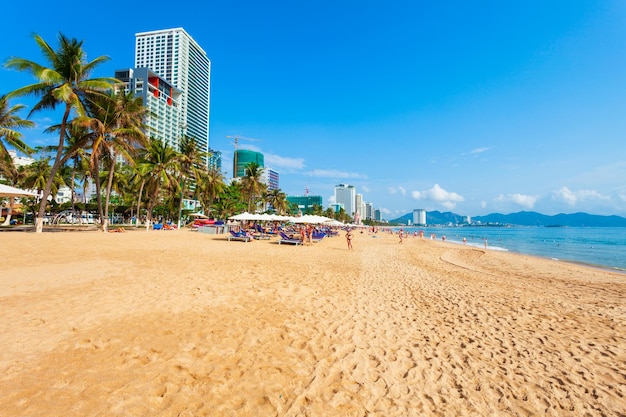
[397,226,626,272]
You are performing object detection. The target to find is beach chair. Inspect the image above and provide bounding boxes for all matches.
[278,231,302,245]
[228,230,251,242]
[311,231,326,242]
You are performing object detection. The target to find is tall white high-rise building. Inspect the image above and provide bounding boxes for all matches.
[134,28,211,165]
[413,209,427,226]
[334,183,356,217]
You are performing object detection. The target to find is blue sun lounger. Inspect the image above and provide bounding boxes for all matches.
[228,230,252,242]
[278,231,302,245]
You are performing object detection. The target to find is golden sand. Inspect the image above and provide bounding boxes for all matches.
[0,229,624,416]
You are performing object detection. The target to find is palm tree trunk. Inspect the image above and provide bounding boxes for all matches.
[145,186,159,231]
[70,164,76,223]
[102,151,117,232]
[34,105,71,233]
[136,180,145,227]
[177,178,186,229]
[94,164,104,229]
[1,198,14,226]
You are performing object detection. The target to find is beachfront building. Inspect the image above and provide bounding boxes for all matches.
[355,193,366,223]
[329,203,344,213]
[413,209,427,226]
[287,195,323,215]
[261,168,279,191]
[374,209,382,222]
[365,202,373,220]
[114,68,182,150]
[135,28,211,166]
[334,183,356,217]
[234,150,264,178]
[207,148,222,171]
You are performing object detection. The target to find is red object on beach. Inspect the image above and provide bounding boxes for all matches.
[192,219,215,227]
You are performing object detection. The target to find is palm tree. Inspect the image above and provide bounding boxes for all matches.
[240,162,266,213]
[212,182,246,220]
[195,165,225,218]
[0,96,35,225]
[81,90,148,230]
[176,135,205,227]
[264,188,288,215]
[21,156,66,209]
[138,139,180,228]
[0,95,34,161]
[5,33,118,232]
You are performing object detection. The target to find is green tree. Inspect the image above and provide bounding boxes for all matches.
[195,165,225,218]
[82,90,148,230]
[264,188,288,215]
[0,95,35,225]
[138,139,180,228]
[240,162,266,213]
[176,135,205,227]
[21,156,66,216]
[5,33,117,232]
[0,95,34,163]
[212,183,246,220]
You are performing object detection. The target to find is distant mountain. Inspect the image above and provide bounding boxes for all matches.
[390,211,464,226]
[473,211,626,227]
[389,211,626,227]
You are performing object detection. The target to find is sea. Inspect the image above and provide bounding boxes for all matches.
[394,226,626,273]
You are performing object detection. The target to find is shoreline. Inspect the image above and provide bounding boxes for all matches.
[1,230,624,415]
[392,225,626,273]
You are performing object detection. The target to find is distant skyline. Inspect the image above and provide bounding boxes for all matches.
[2,1,626,218]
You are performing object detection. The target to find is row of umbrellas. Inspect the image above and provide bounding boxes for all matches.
[227,212,346,226]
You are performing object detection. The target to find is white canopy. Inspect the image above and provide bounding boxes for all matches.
[289,214,334,224]
[0,184,38,198]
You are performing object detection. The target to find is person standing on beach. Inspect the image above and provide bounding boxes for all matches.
[399,229,404,244]
[346,228,354,250]
[306,223,314,245]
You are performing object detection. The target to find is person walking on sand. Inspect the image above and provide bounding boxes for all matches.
[346,228,354,250]
[399,229,404,244]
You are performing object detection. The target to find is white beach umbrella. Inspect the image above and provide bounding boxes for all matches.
[0,184,38,198]
[325,219,345,227]
[229,212,254,221]
[291,214,332,224]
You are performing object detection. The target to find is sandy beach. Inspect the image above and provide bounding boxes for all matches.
[0,228,624,416]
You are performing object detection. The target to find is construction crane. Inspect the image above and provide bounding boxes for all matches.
[226,135,263,178]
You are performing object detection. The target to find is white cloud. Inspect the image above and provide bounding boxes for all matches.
[480,200,487,209]
[264,153,305,170]
[388,186,406,195]
[309,169,368,179]
[495,193,537,209]
[551,187,611,206]
[411,184,464,209]
[380,207,391,214]
[328,195,336,204]
[470,147,489,154]
[361,185,371,193]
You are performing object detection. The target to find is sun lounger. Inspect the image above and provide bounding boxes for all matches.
[228,230,251,242]
[278,231,302,245]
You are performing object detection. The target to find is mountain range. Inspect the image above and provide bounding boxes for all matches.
[389,211,626,227]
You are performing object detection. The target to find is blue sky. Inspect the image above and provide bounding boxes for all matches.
[2,1,626,219]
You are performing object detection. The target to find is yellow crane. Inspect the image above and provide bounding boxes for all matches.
[226,135,263,178]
